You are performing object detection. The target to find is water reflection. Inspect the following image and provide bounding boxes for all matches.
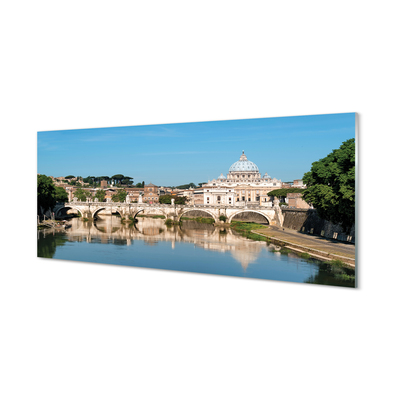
[37,215,355,287]
[57,216,267,270]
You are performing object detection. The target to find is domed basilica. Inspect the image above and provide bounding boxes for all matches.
[199,151,282,206]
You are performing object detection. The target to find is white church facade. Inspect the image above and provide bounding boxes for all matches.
[201,151,282,206]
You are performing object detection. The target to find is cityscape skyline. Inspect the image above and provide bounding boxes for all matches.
[37,113,356,186]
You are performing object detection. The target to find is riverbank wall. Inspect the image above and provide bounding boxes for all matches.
[282,209,355,243]
[251,230,355,267]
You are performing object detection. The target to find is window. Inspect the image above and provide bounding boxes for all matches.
[217,196,221,201]
[242,196,245,201]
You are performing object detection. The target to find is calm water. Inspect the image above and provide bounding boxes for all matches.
[37,216,355,287]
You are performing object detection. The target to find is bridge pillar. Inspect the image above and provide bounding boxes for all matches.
[83,211,93,219]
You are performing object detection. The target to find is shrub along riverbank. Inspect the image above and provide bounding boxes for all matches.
[181,216,215,224]
[230,221,271,242]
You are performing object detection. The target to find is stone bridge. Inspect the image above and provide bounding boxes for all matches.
[55,201,283,226]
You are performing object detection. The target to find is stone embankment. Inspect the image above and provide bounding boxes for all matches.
[282,208,355,244]
[252,226,356,267]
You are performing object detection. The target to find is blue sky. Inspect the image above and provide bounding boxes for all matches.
[37,113,356,186]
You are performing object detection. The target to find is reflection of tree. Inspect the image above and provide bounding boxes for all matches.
[37,231,69,258]
[304,261,355,288]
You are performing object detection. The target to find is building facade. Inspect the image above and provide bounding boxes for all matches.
[201,151,282,206]
[143,183,159,204]
[287,192,311,209]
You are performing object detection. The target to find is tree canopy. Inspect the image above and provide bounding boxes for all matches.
[302,138,355,233]
[112,189,127,203]
[111,174,125,184]
[63,174,136,186]
[159,195,187,205]
[37,174,56,214]
[96,189,106,202]
[74,188,88,202]
[121,176,134,186]
[55,186,69,203]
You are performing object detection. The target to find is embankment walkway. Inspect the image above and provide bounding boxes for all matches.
[252,226,356,267]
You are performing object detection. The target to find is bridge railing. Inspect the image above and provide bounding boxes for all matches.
[65,201,274,210]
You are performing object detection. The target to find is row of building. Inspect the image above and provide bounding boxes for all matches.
[52,151,311,208]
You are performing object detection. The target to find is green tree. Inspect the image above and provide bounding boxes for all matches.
[121,176,133,186]
[37,174,56,214]
[83,176,95,185]
[302,138,355,233]
[55,186,68,203]
[112,189,127,202]
[111,174,125,185]
[175,196,187,205]
[159,195,187,205]
[74,188,88,201]
[159,195,173,204]
[96,189,106,202]
[65,175,75,180]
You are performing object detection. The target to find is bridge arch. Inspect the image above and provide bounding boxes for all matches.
[111,208,123,218]
[90,207,124,218]
[131,208,146,219]
[92,207,107,218]
[55,206,83,218]
[228,210,270,224]
[178,209,217,222]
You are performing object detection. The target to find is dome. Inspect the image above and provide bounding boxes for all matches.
[229,151,259,172]
[218,173,226,180]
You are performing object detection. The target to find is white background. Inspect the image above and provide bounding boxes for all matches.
[1,1,399,399]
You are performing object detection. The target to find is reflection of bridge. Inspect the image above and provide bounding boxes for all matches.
[45,217,275,270]
[55,201,283,226]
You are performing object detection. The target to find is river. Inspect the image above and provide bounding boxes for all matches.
[37,215,355,287]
